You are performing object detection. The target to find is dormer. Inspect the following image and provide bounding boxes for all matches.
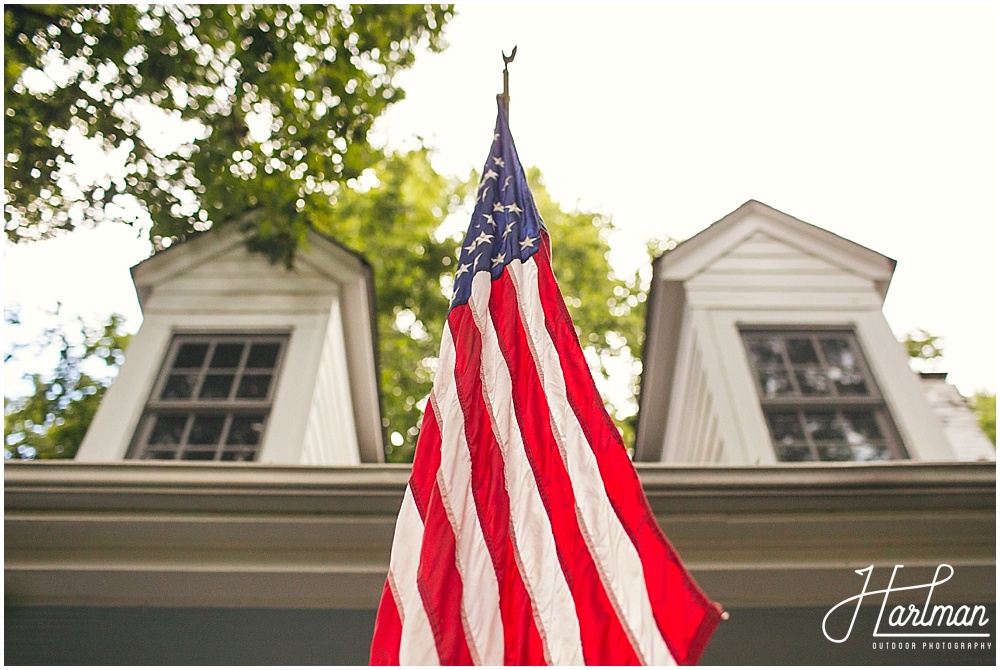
[76,228,384,464]
[636,200,955,464]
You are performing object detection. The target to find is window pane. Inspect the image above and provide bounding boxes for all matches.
[821,338,855,368]
[817,444,856,462]
[804,412,843,441]
[180,450,216,461]
[161,374,197,400]
[173,343,208,369]
[766,411,806,444]
[226,415,266,446]
[148,415,187,445]
[842,410,883,441]
[786,338,819,364]
[830,369,868,395]
[188,415,225,445]
[200,374,235,399]
[747,338,783,366]
[236,374,272,399]
[822,338,870,395]
[758,369,794,397]
[247,343,280,369]
[221,449,256,462]
[795,367,831,395]
[137,334,286,462]
[775,444,816,462]
[210,343,244,368]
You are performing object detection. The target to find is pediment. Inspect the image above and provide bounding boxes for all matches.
[659,200,896,294]
[130,228,370,310]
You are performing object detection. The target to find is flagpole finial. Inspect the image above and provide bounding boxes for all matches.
[498,46,517,114]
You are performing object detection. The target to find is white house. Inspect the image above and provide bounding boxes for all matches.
[4,203,994,665]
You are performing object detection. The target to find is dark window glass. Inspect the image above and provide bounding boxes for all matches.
[188,415,225,445]
[747,338,783,366]
[148,415,187,445]
[742,330,906,463]
[181,450,216,461]
[161,374,197,400]
[767,412,806,445]
[134,335,287,462]
[795,368,831,396]
[210,343,244,369]
[226,415,266,446]
[173,343,209,368]
[786,338,818,364]
[758,369,794,398]
[236,374,272,399]
[247,343,281,369]
[200,374,235,399]
[775,444,816,462]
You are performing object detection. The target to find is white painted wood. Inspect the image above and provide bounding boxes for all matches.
[686,290,883,310]
[689,272,873,291]
[853,310,955,461]
[301,296,361,466]
[705,254,841,274]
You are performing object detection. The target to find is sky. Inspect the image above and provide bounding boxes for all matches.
[4,2,997,397]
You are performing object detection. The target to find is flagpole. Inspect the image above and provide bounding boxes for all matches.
[498,46,517,115]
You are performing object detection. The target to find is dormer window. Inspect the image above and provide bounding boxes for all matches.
[741,328,907,462]
[130,334,288,461]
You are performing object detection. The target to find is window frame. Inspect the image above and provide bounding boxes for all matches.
[128,332,290,462]
[740,326,909,462]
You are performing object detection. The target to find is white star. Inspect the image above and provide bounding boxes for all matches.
[502,222,515,238]
[463,239,476,253]
[493,132,500,142]
[483,169,498,181]
[492,252,506,267]
[506,202,524,215]
[482,213,495,226]
[474,231,493,247]
[520,235,537,251]
[492,156,505,168]
[480,187,490,203]
[493,201,505,213]
[502,176,512,192]
[454,262,470,279]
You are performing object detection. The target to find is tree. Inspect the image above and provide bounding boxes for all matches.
[4,309,130,460]
[969,393,996,445]
[4,4,453,264]
[902,328,945,367]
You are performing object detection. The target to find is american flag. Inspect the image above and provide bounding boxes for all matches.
[370,101,722,665]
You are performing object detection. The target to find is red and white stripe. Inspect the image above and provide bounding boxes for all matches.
[371,233,721,665]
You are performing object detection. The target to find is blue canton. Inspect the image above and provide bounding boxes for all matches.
[450,101,544,309]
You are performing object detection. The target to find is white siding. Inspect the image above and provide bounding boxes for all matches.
[660,312,727,464]
[686,231,879,311]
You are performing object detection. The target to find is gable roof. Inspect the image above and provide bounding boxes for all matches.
[657,199,896,295]
[130,228,373,310]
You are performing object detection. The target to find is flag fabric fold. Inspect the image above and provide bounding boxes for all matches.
[371,100,722,666]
